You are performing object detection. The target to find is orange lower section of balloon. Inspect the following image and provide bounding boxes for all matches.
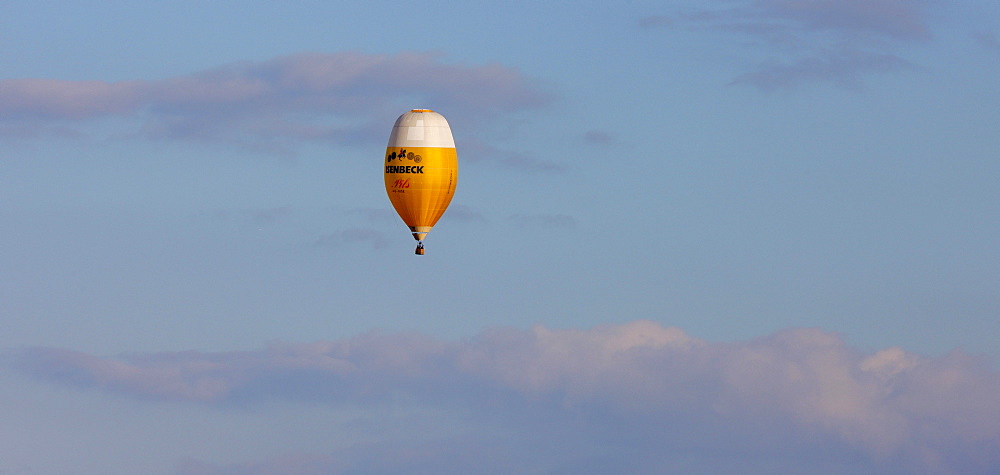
[384,146,458,241]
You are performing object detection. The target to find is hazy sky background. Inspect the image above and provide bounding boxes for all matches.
[2,1,998,473]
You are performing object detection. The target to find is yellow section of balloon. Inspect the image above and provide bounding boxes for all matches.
[384,146,458,235]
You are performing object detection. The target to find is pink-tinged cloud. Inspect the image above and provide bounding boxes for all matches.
[0,78,145,119]
[0,52,553,152]
[10,321,1000,472]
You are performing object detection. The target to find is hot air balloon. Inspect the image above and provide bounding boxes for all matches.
[384,109,458,255]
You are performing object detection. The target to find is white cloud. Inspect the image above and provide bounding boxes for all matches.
[9,321,999,472]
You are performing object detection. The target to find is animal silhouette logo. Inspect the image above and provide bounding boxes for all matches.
[386,149,422,163]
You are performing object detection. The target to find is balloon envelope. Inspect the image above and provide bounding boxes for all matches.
[384,109,458,245]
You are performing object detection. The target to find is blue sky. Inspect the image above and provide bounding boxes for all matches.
[2,1,998,473]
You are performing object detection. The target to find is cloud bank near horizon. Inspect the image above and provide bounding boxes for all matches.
[10,320,999,473]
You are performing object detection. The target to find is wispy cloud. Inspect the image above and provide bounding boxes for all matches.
[582,129,615,145]
[460,137,568,173]
[212,207,294,227]
[638,15,673,29]
[754,0,932,41]
[642,0,934,90]
[973,31,1000,54]
[730,47,915,90]
[10,321,999,472]
[350,207,399,223]
[443,204,487,222]
[508,213,577,229]
[314,228,389,250]
[0,52,553,153]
